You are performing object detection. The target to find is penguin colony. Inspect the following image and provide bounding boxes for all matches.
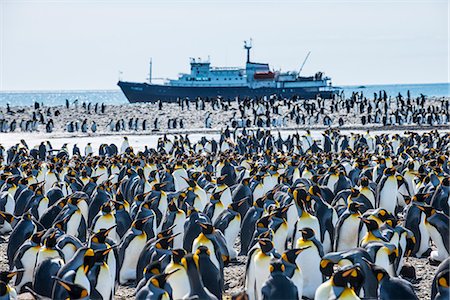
[1,92,449,134]
[0,129,448,300]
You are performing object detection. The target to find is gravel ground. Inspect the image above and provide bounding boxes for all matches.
[0,233,439,300]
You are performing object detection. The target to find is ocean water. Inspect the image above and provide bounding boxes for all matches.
[0,83,448,107]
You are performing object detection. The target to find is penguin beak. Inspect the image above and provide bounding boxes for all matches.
[358,216,370,224]
[105,225,118,235]
[54,277,73,292]
[168,232,181,242]
[296,245,311,254]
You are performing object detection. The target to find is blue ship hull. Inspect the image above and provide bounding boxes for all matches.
[118,81,336,103]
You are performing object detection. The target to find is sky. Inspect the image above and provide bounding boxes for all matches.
[0,0,448,91]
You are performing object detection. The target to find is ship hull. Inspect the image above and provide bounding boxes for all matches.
[118,81,336,103]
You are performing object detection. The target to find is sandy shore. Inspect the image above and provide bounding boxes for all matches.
[1,96,448,136]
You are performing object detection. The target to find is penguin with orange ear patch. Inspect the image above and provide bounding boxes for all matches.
[261,260,299,300]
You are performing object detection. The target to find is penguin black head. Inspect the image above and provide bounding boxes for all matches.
[100,202,113,214]
[293,188,308,203]
[348,202,362,214]
[43,228,60,248]
[54,277,89,299]
[155,233,180,250]
[383,167,396,176]
[371,264,390,282]
[200,221,216,235]
[0,281,9,297]
[149,269,180,289]
[143,259,163,277]
[436,269,450,290]
[0,211,14,225]
[152,182,167,192]
[195,245,211,257]
[133,216,154,231]
[257,238,274,253]
[157,225,176,240]
[282,246,311,264]
[359,217,379,231]
[416,205,436,218]
[90,225,117,245]
[333,264,364,288]
[299,227,316,240]
[0,270,23,285]
[30,231,45,245]
[171,248,187,264]
[308,185,321,197]
[93,247,115,264]
[229,197,247,212]
[83,248,96,274]
[269,260,285,274]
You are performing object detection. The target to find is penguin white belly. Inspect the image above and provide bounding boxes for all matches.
[397,184,409,207]
[60,243,78,263]
[37,197,49,219]
[173,169,189,192]
[326,176,338,192]
[291,267,304,299]
[417,214,431,257]
[272,224,288,254]
[66,211,82,238]
[107,251,117,292]
[336,216,360,251]
[286,204,298,238]
[194,188,208,211]
[211,204,226,224]
[296,248,322,299]
[44,174,58,194]
[253,184,265,201]
[165,264,190,300]
[74,266,91,293]
[0,221,12,234]
[4,193,15,215]
[224,217,240,259]
[254,253,271,300]
[375,251,395,277]
[315,280,333,300]
[378,178,398,213]
[95,264,112,300]
[14,246,40,291]
[119,234,147,283]
[220,188,232,207]
[360,188,375,207]
[427,223,449,261]
[36,248,63,266]
[292,168,301,182]
[78,201,89,224]
[172,214,186,249]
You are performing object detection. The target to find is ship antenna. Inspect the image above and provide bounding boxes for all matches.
[298,51,311,76]
[244,38,253,63]
[149,58,152,84]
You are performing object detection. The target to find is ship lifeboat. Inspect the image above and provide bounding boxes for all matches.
[254,71,275,80]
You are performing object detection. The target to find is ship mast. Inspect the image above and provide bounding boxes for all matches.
[244,39,252,63]
[149,58,152,84]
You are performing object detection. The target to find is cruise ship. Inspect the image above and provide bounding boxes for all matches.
[118,41,337,103]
